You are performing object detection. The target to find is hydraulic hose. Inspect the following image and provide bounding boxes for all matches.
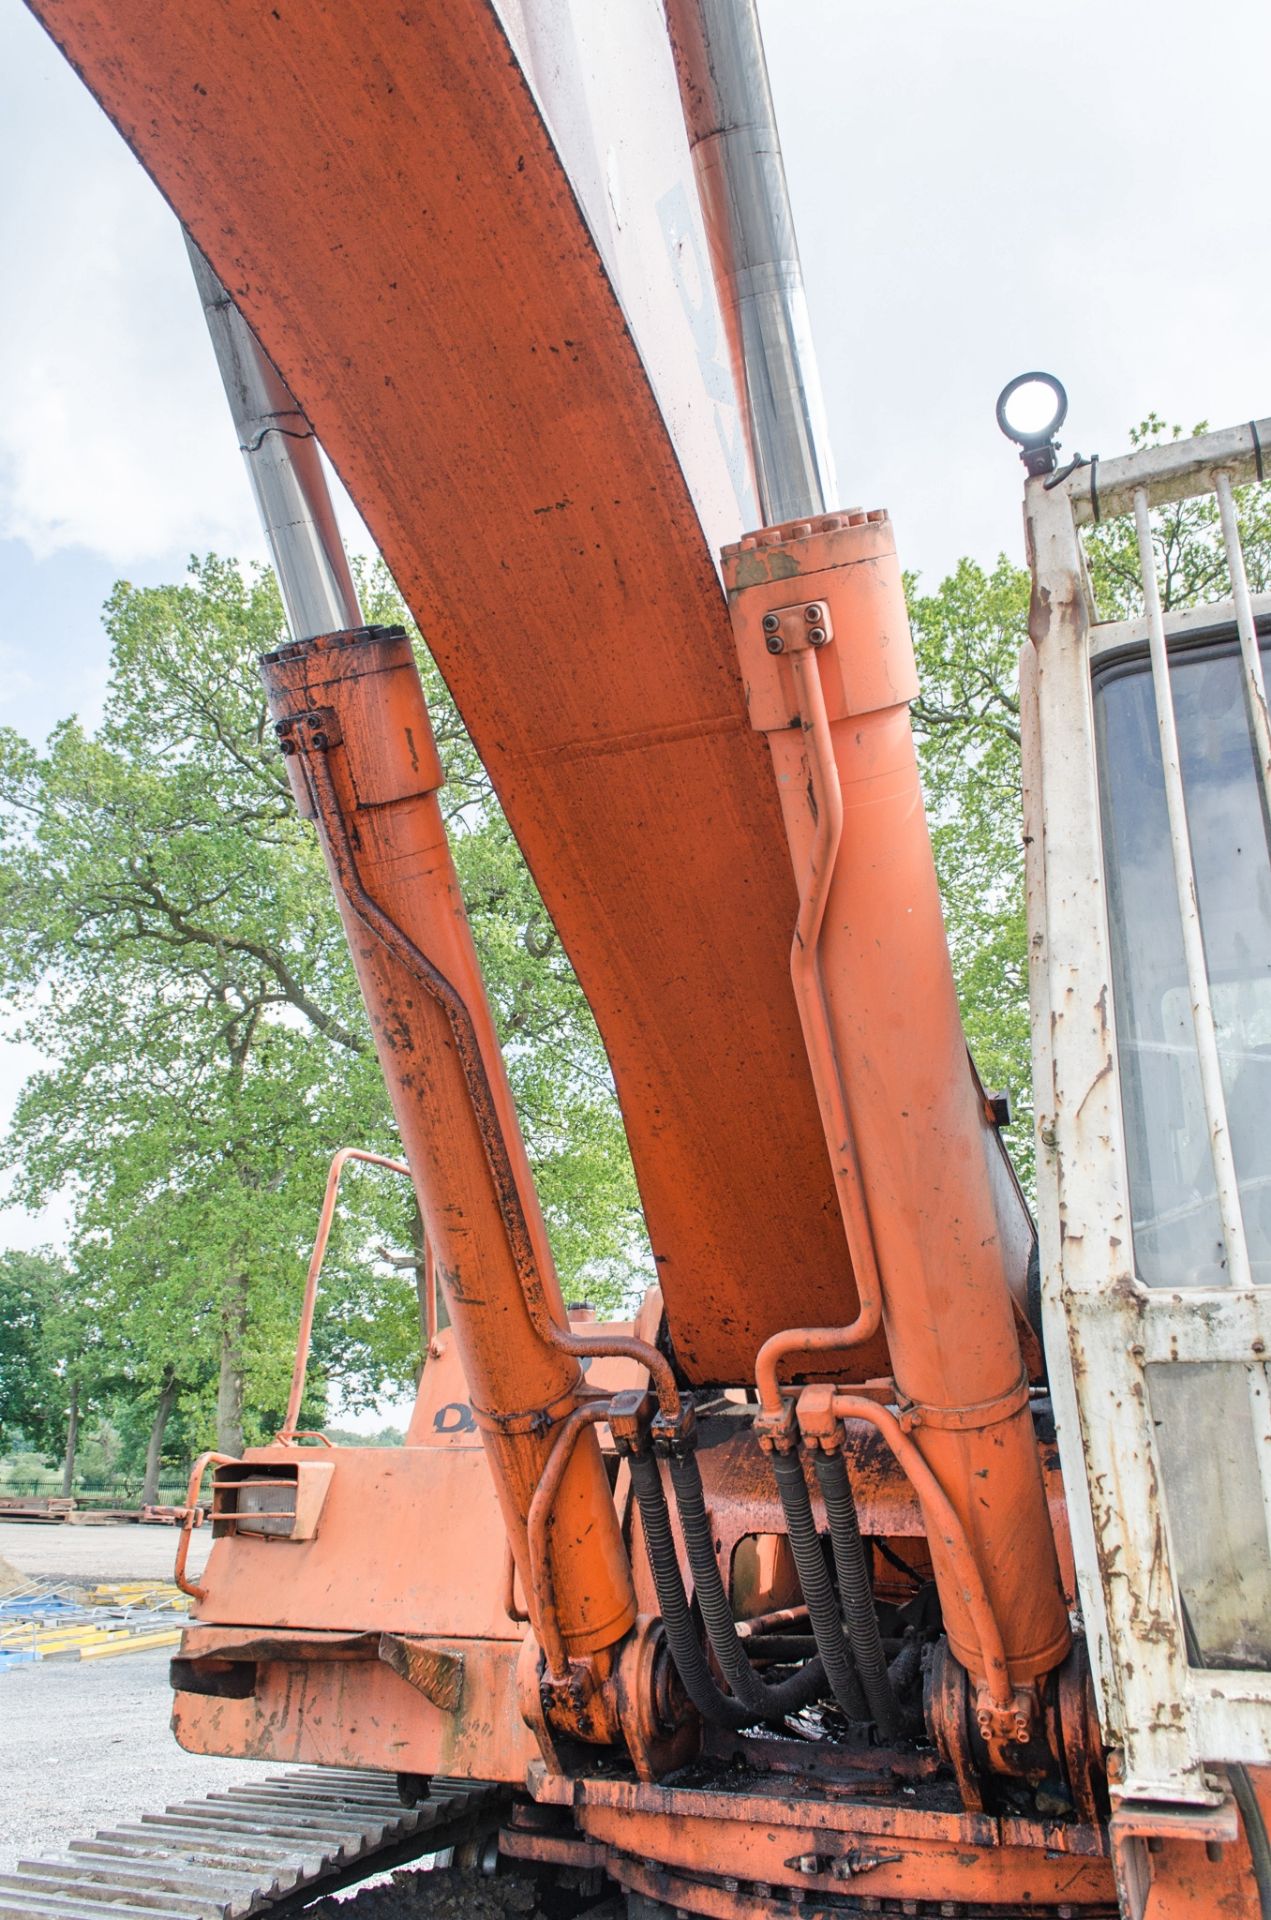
[667,1450,827,1720]
[887,1632,922,1698]
[811,1447,902,1739]
[629,1451,824,1729]
[770,1448,870,1723]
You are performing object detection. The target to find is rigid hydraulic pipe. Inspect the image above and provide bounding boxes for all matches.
[755,644,884,1408]
[261,625,637,1666]
[528,1401,614,1682]
[303,744,678,1418]
[828,1394,1012,1712]
[663,0,836,525]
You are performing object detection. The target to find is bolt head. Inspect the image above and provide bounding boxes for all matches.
[765,634,785,654]
[807,627,827,647]
[804,604,823,622]
[762,612,781,634]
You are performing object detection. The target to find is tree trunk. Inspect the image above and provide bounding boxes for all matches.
[61,1376,79,1498]
[141,1366,179,1506]
[217,1278,249,1455]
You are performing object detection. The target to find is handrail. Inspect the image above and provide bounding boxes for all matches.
[174,1451,236,1600]
[278,1146,414,1440]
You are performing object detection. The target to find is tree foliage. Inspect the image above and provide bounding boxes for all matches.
[0,1247,71,1452]
[0,557,649,1461]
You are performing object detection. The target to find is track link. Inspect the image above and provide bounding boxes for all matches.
[0,1769,504,1920]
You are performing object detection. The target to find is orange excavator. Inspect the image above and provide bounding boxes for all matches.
[15,3,1271,1918]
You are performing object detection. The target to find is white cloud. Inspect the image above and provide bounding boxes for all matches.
[0,10,381,579]
[0,10,263,566]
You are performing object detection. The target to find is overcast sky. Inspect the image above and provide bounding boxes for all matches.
[2,0,1268,1257]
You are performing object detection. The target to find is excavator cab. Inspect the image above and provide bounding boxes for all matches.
[1018,398,1271,1899]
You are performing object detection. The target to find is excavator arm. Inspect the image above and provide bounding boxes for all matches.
[22,3,1265,1916]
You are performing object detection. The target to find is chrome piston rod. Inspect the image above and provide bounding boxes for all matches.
[664,0,837,526]
[186,238,362,642]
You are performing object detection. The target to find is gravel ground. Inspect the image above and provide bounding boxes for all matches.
[0,1522,253,1878]
[0,1518,211,1584]
[0,1645,279,1876]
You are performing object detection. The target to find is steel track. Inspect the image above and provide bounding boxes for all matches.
[0,1769,504,1920]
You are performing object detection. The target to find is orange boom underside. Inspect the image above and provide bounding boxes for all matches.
[30,0,894,1389]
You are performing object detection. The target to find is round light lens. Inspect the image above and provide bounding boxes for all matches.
[995,371,1068,448]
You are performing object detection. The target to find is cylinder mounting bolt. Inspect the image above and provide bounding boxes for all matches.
[804,604,823,622]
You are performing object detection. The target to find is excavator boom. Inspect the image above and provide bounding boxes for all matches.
[27,0,894,1387]
[16,3,1270,1916]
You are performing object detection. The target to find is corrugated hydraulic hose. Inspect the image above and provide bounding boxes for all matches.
[770,1449,870,1723]
[629,1452,824,1729]
[667,1450,827,1720]
[811,1447,903,1738]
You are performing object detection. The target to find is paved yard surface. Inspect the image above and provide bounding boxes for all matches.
[0,1517,211,1584]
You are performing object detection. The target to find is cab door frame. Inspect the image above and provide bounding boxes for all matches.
[1021,418,1271,1804]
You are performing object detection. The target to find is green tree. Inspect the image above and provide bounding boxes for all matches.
[910,553,1035,1185]
[0,556,648,1459]
[0,1247,64,1452]
[0,1246,98,1490]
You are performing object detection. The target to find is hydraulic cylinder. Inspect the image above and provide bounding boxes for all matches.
[726,513,1069,1689]
[262,623,636,1662]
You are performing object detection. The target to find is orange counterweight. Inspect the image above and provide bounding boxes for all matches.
[261,624,636,1667]
[725,514,1070,1691]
